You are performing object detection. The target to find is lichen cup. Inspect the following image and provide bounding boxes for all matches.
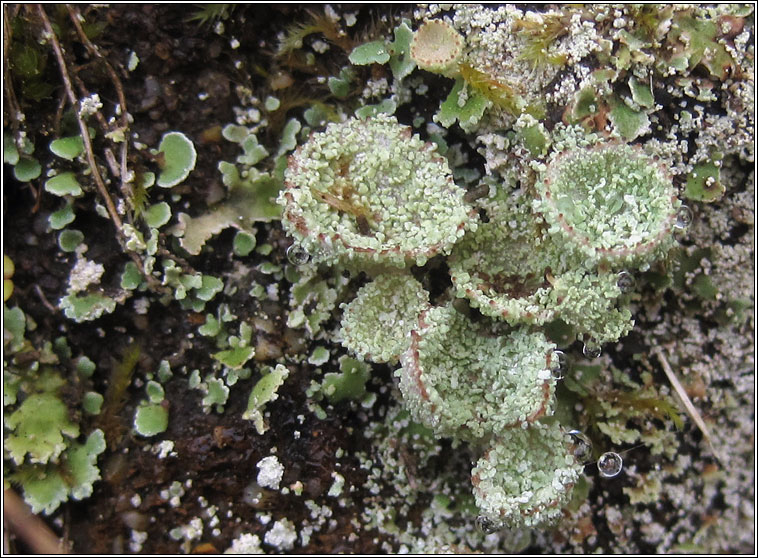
[397,304,559,442]
[278,115,477,270]
[471,421,584,529]
[535,142,681,268]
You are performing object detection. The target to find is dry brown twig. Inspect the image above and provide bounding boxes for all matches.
[34,284,58,313]
[2,6,22,134]
[65,5,131,190]
[37,6,124,231]
[653,345,726,467]
[36,4,166,293]
[3,488,68,554]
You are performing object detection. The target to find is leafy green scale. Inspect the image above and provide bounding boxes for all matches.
[9,429,106,515]
[5,392,80,465]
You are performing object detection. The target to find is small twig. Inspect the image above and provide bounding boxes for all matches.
[103,146,121,178]
[3,488,68,554]
[2,6,22,134]
[65,4,132,196]
[157,247,196,274]
[53,90,68,137]
[38,5,166,294]
[65,5,128,112]
[29,182,42,214]
[62,505,72,553]
[119,138,129,198]
[38,5,124,233]
[34,284,58,314]
[653,345,726,467]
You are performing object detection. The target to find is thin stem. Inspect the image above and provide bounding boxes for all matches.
[653,345,725,467]
[37,4,165,293]
[3,7,21,131]
[65,4,132,196]
[34,284,58,314]
[37,4,124,232]
[3,489,68,554]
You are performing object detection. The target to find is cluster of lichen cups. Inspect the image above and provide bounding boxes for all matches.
[278,115,680,529]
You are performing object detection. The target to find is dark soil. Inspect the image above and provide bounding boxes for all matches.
[3,4,405,553]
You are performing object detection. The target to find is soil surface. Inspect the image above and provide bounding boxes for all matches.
[3,5,425,554]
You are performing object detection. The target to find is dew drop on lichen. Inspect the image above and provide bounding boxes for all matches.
[551,350,567,380]
[617,271,635,293]
[674,205,693,230]
[597,451,623,478]
[568,429,592,461]
[475,515,500,534]
[286,244,310,266]
[582,340,602,359]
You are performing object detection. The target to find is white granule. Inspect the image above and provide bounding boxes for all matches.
[256,455,284,490]
[264,519,297,551]
[224,533,263,554]
[67,256,105,293]
[79,93,102,118]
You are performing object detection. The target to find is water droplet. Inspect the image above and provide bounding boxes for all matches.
[286,244,310,266]
[616,271,635,293]
[674,205,693,230]
[551,350,567,380]
[582,340,602,359]
[475,515,501,534]
[597,451,623,478]
[568,429,592,461]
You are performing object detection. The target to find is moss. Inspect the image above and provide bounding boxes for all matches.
[512,12,570,69]
[459,64,543,119]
